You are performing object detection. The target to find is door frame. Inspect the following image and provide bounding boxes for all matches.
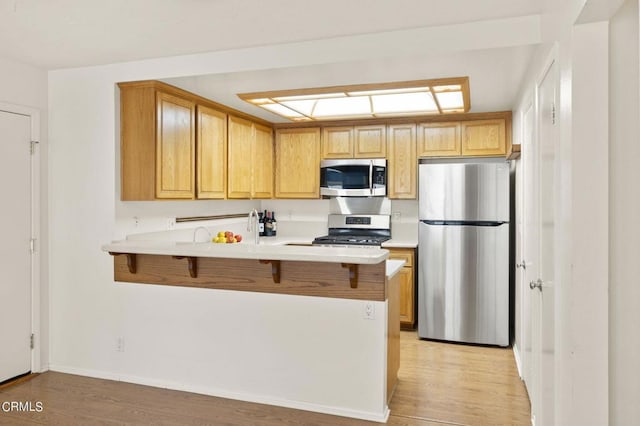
[0,101,42,374]
[530,45,559,426]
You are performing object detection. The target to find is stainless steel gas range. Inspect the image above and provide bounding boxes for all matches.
[312,197,391,248]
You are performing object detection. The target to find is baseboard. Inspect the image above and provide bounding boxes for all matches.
[512,343,523,378]
[49,364,389,423]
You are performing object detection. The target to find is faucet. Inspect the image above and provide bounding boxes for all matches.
[192,226,212,242]
[248,209,260,244]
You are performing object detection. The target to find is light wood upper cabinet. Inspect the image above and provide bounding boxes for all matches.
[322,125,386,159]
[417,122,461,157]
[461,119,506,156]
[252,123,274,199]
[197,105,227,199]
[417,118,508,158]
[227,116,253,198]
[322,127,353,158]
[354,125,386,158]
[387,124,417,199]
[120,82,196,200]
[228,116,273,199]
[275,128,321,199]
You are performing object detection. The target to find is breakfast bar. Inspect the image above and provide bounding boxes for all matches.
[102,240,402,422]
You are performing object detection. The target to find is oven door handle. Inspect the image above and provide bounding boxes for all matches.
[369,160,373,196]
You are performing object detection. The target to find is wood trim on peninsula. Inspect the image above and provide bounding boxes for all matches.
[112,254,387,301]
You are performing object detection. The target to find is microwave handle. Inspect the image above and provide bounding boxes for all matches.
[369,161,373,195]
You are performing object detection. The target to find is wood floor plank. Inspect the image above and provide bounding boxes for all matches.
[0,331,530,425]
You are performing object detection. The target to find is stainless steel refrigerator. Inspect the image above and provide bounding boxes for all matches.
[418,159,510,346]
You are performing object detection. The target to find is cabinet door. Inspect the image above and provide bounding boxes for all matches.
[322,126,353,158]
[252,123,274,198]
[354,125,386,158]
[387,124,417,199]
[275,128,321,198]
[388,248,415,327]
[196,105,227,199]
[155,92,195,199]
[227,116,253,198]
[417,122,461,157]
[461,119,506,156]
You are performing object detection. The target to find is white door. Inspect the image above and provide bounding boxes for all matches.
[0,110,32,382]
[519,100,536,391]
[530,60,558,426]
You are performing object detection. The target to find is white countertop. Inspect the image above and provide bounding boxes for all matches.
[385,259,405,279]
[102,239,389,265]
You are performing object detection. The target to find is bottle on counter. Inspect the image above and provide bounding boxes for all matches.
[258,212,265,236]
[265,211,274,236]
[271,212,277,236]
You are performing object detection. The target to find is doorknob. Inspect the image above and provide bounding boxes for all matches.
[516,260,527,269]
[529,278,543,291]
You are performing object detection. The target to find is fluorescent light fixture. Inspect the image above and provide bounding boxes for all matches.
[313,96,371,117]
[260,103,304,118]
[372,92,437,114]
[273,93,344,101]
[238,77,470,121]
[280,99,317,116]
[436,91,464,110]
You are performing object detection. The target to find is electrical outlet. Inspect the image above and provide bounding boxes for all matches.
[166,217,176,230]
[116,337,125,352]
[364,302,375,320]
[133,216,139,228]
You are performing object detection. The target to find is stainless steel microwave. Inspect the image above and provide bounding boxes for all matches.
[320,159,387,197]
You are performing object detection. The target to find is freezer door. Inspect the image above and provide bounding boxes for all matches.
[419,161,510,222]
[418,221,509,346]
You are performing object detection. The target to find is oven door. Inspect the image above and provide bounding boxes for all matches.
[320,159,386,197]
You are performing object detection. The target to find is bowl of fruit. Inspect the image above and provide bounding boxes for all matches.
[212,231,242,244]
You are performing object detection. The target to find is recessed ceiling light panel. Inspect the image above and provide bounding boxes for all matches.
[238,77,469,121]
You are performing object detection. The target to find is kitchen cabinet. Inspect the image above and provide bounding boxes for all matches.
[322,126,353,158]
[354,125,386,158]
[197,105,227,199]
[275,127,321,198]
[461,119,507,156]
[228,115,274,199]
[417,118,507,158]
[120,82,196,200]
[417,122,461,157]
[387,124,417,199]
[387,248,415,328]
[321,125,386,159]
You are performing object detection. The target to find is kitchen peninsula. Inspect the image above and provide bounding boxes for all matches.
[102,237,403,422]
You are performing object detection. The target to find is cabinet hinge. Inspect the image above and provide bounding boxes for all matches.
[30,334,34,349]
[30,238,36,254]
[30,140,39,155]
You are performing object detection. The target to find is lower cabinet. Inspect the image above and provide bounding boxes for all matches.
[387,248,415,328]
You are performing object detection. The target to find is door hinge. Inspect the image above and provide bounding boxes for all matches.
[30,238,36,254]
[551,103,556,125]
[30,140,39,155]
[30,334,35,349]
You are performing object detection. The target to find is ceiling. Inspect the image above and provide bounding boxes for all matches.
[0,0,546,118]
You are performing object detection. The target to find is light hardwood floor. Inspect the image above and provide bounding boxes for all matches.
[0,331,530,425]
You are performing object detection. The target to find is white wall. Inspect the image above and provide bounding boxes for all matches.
[0,55,49,371]
[609,0,640,423]
[47,32,450,420]
[512,0,640,424]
